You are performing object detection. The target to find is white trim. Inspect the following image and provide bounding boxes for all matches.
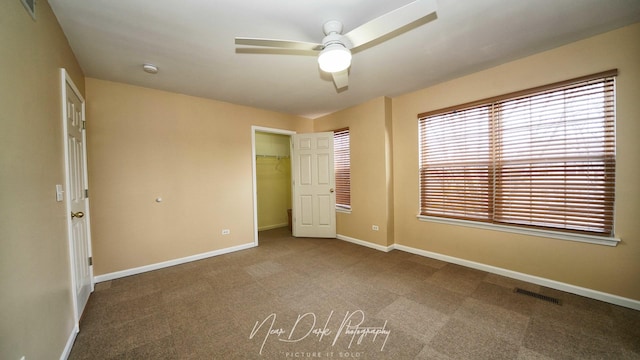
[94,242,256,283]
[337,234,394,252]
[251,126,297,246]
[60,323,79,360]
[258,223,289,231]
[417,215,620,247]
[394,243,640,311]
[61,68,94,328]
[59,69,82,360]
[61,68,79,325]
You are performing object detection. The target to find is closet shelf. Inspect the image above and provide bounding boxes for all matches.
[256,154,290,159]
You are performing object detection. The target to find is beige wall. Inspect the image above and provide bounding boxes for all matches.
[315,97,395,247]
[0,1,85,359]
[392,23,640,300]
[86,79,310,275]
[256,132,292,230]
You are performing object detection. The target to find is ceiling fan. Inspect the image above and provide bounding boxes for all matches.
[235,0,438,90]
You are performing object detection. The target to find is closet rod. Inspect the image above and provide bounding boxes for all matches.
[256,154,289,159]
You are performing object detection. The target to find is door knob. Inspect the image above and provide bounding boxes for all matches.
[330,188,335,193]
[71,211,85,219]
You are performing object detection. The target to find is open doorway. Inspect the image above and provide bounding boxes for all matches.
[251,126,296,245]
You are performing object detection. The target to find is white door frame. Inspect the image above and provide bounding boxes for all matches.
[61,68,94,325]
[251,126,296,245]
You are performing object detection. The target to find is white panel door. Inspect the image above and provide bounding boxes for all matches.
[291,133,336,238]
[63,70,92,321]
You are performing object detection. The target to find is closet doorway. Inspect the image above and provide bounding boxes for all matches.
[251,127,295,245]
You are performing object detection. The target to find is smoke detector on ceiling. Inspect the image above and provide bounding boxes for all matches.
[142,63,159,74]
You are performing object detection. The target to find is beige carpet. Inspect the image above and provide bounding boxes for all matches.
[69,227,640,359]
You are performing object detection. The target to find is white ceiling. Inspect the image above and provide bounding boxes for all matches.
[49,0,640,119]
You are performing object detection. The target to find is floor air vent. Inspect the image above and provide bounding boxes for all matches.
[514,287,562,305]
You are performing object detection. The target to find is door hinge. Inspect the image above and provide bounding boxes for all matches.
[82,120,86,130]
[85,189,89,198]
[88,257,93,266]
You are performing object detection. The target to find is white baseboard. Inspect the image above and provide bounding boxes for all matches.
[394,244,640,311]
[258,223,288,231]
[60,323,79,360]
[93,242,257,283]
[337,234,394,252]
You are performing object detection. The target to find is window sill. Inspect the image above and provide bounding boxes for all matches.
[416,215,620,247]
[336,207,352,214]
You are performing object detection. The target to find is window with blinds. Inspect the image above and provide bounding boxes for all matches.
[334,128,351,210]
[419,70,616,236]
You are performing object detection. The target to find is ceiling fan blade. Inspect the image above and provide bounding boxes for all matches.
[343,0,437,49]
[235,37,323,51]
[332,70,349,90]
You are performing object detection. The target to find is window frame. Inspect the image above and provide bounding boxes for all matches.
[417,70,620,246]
[333,127,351,212]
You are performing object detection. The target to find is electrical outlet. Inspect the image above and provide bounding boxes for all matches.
[372,225,379,231]
[222,229,230,235]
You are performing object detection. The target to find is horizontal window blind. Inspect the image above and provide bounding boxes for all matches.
[334,128,351,209]
[419,71,616,236]
[419,106,492,221]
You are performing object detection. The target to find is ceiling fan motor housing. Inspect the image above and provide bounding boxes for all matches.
[323,20,344,36]
[318,21,352,73]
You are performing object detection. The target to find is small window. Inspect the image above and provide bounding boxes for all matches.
[419,70,616,237]
[334,128,351,210]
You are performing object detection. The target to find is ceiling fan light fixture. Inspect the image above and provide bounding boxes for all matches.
[318,43,352,73]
